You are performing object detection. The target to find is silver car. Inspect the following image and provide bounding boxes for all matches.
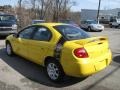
[80,20,104,32]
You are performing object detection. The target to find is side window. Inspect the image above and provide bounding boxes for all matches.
[19,27,35,39]
[33,27,51,41]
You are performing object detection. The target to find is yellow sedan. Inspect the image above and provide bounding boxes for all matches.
[6,23,112,82]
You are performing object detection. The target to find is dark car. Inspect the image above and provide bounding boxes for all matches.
[0,13,17,36]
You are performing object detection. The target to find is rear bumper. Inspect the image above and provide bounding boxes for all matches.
[62,50,112,77]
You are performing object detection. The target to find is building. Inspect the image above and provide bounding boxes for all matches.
[81,8,120,23]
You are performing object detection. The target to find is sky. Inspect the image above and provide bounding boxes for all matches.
[0,0,120,11]
[72,0,120,11]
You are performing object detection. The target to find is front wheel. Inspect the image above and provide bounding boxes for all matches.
[45,60,64,82]
[88,27,91,32]
[6,42,14,56]
[109,24,113,28]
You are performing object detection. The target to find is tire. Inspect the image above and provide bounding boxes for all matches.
[6,42,14,56]
[115,26,118,28]
[110,24,112,28]
[45,60,64,82]
[88,27,91,32]
[118,25,120,28]
[97,30,102,32]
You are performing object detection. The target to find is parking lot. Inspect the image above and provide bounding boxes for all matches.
[0,28,120,90]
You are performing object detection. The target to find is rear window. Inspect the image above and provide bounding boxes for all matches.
[54,25,90,41]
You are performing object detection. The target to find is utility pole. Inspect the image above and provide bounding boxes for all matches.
[97,0,101,23]
[18,0,22,29]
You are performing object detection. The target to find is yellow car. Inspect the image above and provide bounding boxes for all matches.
[6,23,112,82]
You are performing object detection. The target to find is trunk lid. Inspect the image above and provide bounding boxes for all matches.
[75,36,109,61]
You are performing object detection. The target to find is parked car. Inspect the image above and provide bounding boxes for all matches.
[32,20,45,24]
[0,13,17,36]
[58,19,79,27]
[109,18,120,28]
[80,20,104,32]
[6,23,112,82]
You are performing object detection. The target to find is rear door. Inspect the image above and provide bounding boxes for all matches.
[27,26,52,64]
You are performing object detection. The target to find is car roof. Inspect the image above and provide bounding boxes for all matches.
[32,20,45,21]
[34,23,67,27]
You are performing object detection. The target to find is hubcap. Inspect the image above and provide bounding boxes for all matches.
[47,63,59,80]
[6,44,12,55]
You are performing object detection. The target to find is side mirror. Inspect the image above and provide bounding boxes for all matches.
[13,33,18,38]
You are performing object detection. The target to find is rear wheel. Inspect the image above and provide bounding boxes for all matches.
[110,24,113,28]
[118,24,120,28]
[45,60,64,82]
[6,42,14,56]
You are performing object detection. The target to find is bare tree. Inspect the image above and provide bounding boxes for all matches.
[14,0,78,28]
[17,0,23,29]
[30,0,37,19]
[52,0,75,21]
[36,0,52,20]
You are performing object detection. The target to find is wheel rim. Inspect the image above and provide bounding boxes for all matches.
[47,63,59,80]
[6,44,12,55]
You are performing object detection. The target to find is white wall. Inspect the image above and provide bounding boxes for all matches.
[81,9,98,21]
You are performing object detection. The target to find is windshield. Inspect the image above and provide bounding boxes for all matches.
[0,15,16,21]
[54,25,90,41]
[87,20,97,24]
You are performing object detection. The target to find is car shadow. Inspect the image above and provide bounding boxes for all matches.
[0,48,86,87]
[82,55,120,90]
[0,36,6,40]
[113,55,120,64]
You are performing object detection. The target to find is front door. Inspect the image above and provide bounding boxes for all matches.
[27,26,52,64]
[13,26,36,58]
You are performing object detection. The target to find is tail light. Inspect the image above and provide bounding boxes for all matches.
[74,48,88,58]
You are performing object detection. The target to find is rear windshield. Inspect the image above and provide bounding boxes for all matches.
[54,25,90,41]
